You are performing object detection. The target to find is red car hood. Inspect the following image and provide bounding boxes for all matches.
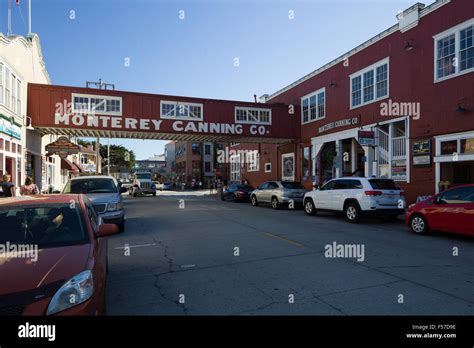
[0,244,91,295]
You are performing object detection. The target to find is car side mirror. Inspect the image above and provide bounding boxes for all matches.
[313,184,320,190]
[96,223,119,238]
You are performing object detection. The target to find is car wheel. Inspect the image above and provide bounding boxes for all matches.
[409,214,429,235]
[251,195,258,206]
[118,221,125,233]
[152,192,156,197]
[232,194,237,202]
[271,197,280,209]
[344,202,361,223]
[304,199,316,216]
[221,194,225,201]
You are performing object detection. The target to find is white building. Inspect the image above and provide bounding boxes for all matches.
[0,32,63,193]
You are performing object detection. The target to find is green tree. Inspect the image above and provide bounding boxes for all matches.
[100,144,136,170]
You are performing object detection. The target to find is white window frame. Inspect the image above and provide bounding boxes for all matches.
[230,154,241,182]
[301,87,326,125]
[160,100,204,121]
[433,18,474,83]
[11,74,16,113]
[16,79,21,116]
[349,57,389,110]
[234,106,272,125]
[265,162,272,173]
[72,93,122,116]
[247,150,260,172]
[0,63,3,105]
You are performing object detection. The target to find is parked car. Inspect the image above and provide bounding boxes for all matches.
[406,184,474,236]
[155,182,164,191]
[221,183,254,202]
[63,176,125,232]
[0,194,119,315]
[250,181,307,209]
[303,177,405,223]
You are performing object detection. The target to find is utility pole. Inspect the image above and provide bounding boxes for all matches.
[28,0,32,35]
[7,0,12,36]
[85,79,115,175]
[107,139,110,176]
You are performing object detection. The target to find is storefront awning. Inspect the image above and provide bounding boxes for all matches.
[61,158,82,174]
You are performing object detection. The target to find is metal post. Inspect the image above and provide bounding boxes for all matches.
[8,0,12,36]
[107,139,110,176]
[96,137,101,174]
[28,0,32,35]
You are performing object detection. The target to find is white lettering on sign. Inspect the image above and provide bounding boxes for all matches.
[318,117,359,134]
[53,114,268,136]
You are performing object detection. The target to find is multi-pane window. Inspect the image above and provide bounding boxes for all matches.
[301,87,325,124]
[0,63,4,105]
[351,76,361,107]
[204,161,211,172]
[17,80,21,115]
[437,34,456,79]
[230,155,241,182]
[247,151,259,172]
[460,25,474,71]
[72,94,122,115]
[435,19,474,81]
[350,58,389,108]
[204,144,211,155]
[234,107,271,125]
[11,74,16,113]
[376,64,388,99]
[5,67,10,109]
[302,98,309,123]
[363,70,374,103]
[160,101,203,120]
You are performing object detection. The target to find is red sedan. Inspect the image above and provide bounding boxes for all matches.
[406,184,474,236]
[0,194,118,315]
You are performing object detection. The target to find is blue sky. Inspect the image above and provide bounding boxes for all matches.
[6,0,432,159]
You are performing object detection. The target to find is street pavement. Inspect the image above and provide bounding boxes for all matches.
[105,190,474,315]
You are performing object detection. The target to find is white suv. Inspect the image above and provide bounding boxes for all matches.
[303,177,406,223]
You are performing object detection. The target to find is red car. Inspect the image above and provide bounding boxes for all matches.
[406,184,474,236]
[0,194,118,315]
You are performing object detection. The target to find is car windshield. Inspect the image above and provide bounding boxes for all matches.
[369,179,400,190]
[136,174,151,180]
[65,178,118,194]
[281,182,305,189]
[0,203,88,248]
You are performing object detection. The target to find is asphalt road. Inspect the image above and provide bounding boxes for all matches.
[105,190,474,315]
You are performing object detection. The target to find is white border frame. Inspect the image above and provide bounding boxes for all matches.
[349,57,390,110]
[281,153,295,181]
[234,106,272,125]
[433,18,474,83]
[300,87,326,125]
[265,162,272,173]
[160,100,204,121]
[72,93,123,116]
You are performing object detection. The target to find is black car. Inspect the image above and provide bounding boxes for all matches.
[221,184,254,202]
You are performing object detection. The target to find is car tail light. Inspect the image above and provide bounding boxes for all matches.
[365,190,383,196]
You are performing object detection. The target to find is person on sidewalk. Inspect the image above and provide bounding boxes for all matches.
[21,176,40,196]
[1,174,16,198]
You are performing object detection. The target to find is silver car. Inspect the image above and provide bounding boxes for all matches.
[250,181,307,209]
[63,175,125,232]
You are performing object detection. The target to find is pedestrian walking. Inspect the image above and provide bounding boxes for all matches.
[21,177,39,196]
